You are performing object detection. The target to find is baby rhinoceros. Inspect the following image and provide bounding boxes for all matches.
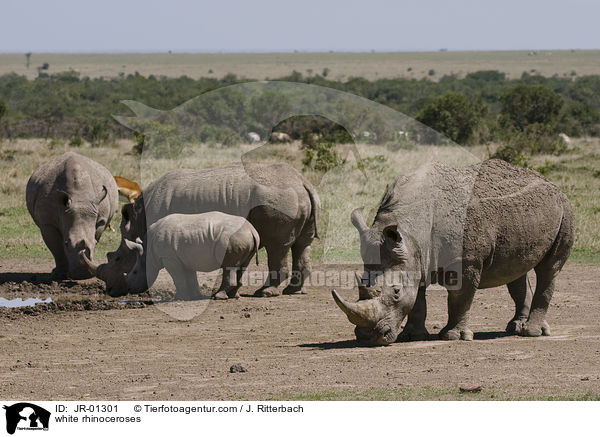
[26,152,118,280]
[115,212,259,300]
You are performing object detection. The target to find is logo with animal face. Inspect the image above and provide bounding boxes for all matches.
[3,403,50,435]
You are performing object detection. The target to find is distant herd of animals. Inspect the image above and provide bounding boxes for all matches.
[25,151,574,345]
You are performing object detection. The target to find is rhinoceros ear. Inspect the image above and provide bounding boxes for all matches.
[124,238,143,256]
[95,186,108,205]
[57,190,71,208]
[351,208,368,234]
[383,225,402,243]
[383,225,408,262]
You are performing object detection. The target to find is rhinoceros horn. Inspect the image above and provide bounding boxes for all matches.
[331,290,383,328]
[81,251,99,276]
[350,208,368,234]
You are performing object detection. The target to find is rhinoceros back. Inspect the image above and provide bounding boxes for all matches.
[141,163,304,227]
[148,212,256,272]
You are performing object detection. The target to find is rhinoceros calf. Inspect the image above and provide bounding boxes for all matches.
[333,159,575,345]
[87,212,260,300]
[26,152,118,279]
[98,162,319,298]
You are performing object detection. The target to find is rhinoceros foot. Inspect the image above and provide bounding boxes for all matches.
[398,325,429,342]
[213,290,230,300]
[51,267,68,281]
[520,320,551,337]
[253,286,281,298]
[505,318,527,335]
[439,327,474,341]
[282,285,306,295]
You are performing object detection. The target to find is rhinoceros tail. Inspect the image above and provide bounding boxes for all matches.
[252,228,261,266]
[303,182,321,239]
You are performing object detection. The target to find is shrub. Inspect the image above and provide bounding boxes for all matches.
[507,123,567,155]
[302,141,345,172]
[132,121,185,157]
[415,92,487,144]
[557,101,600,137]
[82,118,111,146]
[500,85,563,131]
[133,132,145,154]
[490,145,529,168]
[465,70,506,82]
[356,154,388,171]
[68,136,83,147]
[0,99,6,123]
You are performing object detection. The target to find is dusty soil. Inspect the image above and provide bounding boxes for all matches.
[0,259,599,400]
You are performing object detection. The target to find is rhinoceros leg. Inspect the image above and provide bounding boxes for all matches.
[522,212,573,337]
[506,274,531,334]
[282,234,312,295]
[521,268,556,337]
[440,284,476,341]
[163,259,202,301]
[398,285,429,341]
[40,224,68,280]
[213,267,242,300]
[254,245,290,297]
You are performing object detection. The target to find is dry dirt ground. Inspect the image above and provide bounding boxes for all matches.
[0,259,599,401]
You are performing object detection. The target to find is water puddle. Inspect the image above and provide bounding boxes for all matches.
[0,297,53,308]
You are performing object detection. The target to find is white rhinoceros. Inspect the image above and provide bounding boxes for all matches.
[26,152,118,279]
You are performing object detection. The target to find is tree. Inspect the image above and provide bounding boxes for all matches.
[500,85,563,131]
[0,99,6,124]
[415,92,487,144]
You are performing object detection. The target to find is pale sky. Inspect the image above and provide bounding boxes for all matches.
[0,0,598,52]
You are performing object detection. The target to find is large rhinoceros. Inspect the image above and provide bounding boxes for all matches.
[26,152,119,279]
[93,162,320,297]
[332,159,574,345]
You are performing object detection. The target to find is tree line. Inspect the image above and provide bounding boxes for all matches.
[0,69,598,157]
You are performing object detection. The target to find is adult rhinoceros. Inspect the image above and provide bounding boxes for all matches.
[26,152,119,279]
[92,162,320,297]
[332,159,574,345]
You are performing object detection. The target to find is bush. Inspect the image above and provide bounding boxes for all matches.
[492,123,568,168]
[490,145,529,168]
[506,123,567,155]
[0,99,6,123]
[302,141,345,172]
[68,136,83,147]
[133,132,145,154]
[465,70,506,82]
[82,118,111,146]
[415,92,487,144]
[557,101,600,137]
[500,85,563,131]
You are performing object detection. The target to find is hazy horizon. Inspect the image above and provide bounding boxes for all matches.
[1,49,598,55]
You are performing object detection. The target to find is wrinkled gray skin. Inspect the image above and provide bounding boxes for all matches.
[26,152,118,280]
[333,159,575,345]
[86,212,259,300]
[97,162,319,297]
